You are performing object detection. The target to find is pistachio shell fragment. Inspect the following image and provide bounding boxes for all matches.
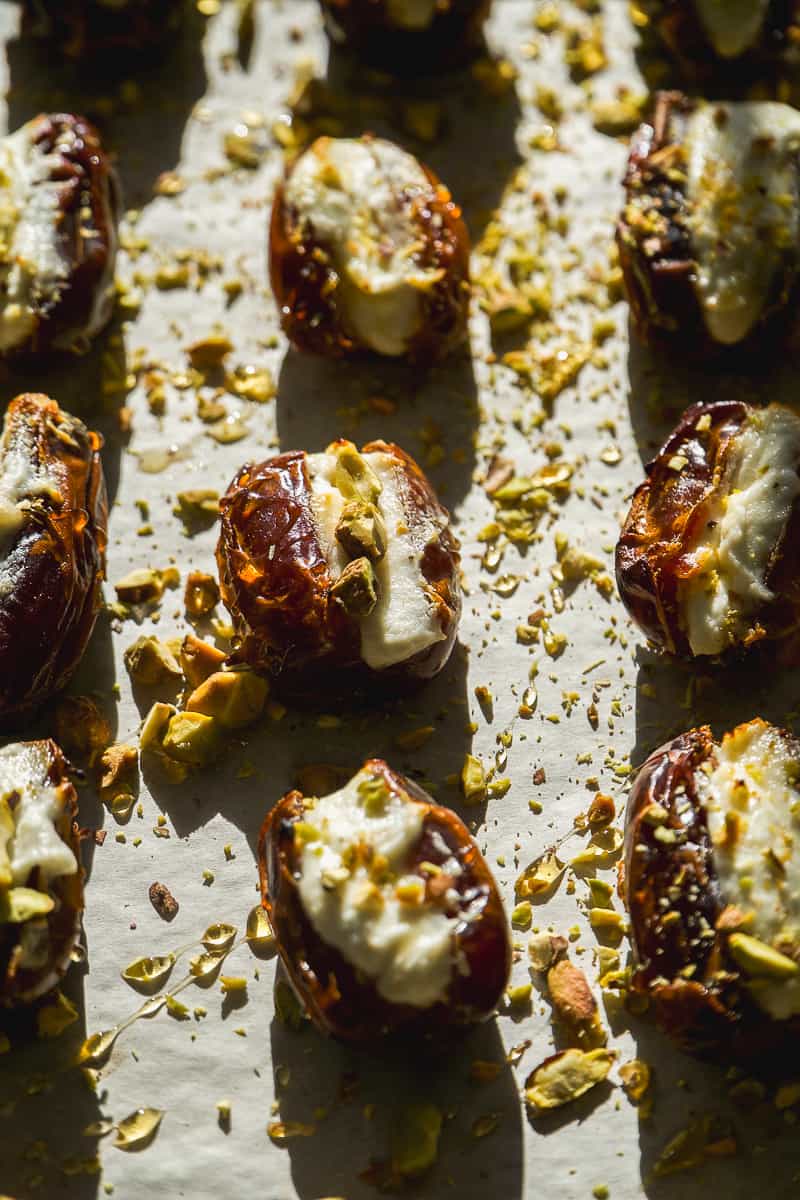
[202,922,237,951]
[113,1108,164,1151]
[246,904,275,951]
[728,932,800,980]
[185,669,268,729]
[515,850,567,900]
[330,557,378,616]
[525,1048,616,1113]
[121,954,176,991]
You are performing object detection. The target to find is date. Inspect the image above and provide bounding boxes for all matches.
[216,439,461,698]
[0,394,108,723]
[623,719,800,1057]
[270,135,470,362]
[0,113,120,357]
[259,759,511,1039]
[1,739,83,1006]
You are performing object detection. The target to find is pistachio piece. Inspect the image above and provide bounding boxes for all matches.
[390,1102,443,1178]
[335,500,387,562]
[728,932,800,980]
[187,335,233,371]
[185,669,269,729]
[174,489,220,532]
[329,557,378,616]
[0,797,14,888]
[114,566,180,604]
[124,636,183,686]
[184,571,221,619]
[180,634,227,689]
[0,887,55,924]
[331,442,382,504]
[461,754,487,805]
[161,712,224,767]
[140,702,176,754]
[525,1048,616,1113]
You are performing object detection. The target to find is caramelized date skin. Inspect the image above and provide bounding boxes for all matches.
[23,0,184,59]
[216,440,461,698]
[617,92,800,357]
[259,760,511,1040]
[616,400,749,657]
[624,729,800,1058]
[1,740,83,1007]
[269,159,470,362]
[319,0,491,74]
[641,1,800,74]
[0,395,108,724]
[4,113,120,357]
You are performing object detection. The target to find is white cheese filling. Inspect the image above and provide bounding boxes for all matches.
[306,449,445,670]
[0,121,70,352]
[682,404,800,656]
[697,721,800,1020]
[0,406,61,597]
[295,767,458,1007]
[0,742,77,888]
[693,0,771,59]
[685,101,800,345]
[386,0,439,30]
[285,137,440,356]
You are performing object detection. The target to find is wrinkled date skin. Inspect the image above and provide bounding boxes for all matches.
[259,759,511,1040]
[319,0,492,73]
[615,400,800,659]
[1,740,83,1006]
[0,395,108,724]
[23,0,184,58]
[623,727,800,1059]
[617,91,800,358]
[2,113,121,357]
[216,440,461,699]
[269,150,471,362]
[640,1,800,75]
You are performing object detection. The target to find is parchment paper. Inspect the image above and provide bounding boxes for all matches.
[2,1,800,1197]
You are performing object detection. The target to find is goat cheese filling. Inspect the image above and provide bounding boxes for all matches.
[285,137,440,356]
[685,101,800,345]
[693,0,771,59]
[0,407,61,598]
[682,404,800,656]
[0,121,69,353]
[295,767,459,1007]
[306,447,445,669]
[696,721,800,1019]
[386,0,439,30]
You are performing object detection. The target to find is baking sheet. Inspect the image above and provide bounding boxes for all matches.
[2,1,800,1197]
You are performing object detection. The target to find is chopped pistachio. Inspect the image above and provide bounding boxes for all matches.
[390,1103,442,1178]
[461,754,487,805]
[184,571,221,618]
[728,932,800,980]
[161,712,224,767]
[124,636,182,686]
[180,634,227,688]
[186,669,269,729]
[329,557,378,616]
[335,501,387,562]
[331,442,382,504]
[525,1048,615,1113]
[114,566,179,604]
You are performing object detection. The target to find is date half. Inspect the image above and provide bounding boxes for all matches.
[623,719,800,1059]
[0,394,108,723]
[616,400,800,660]
[259,759,511,1039]
[0,113,120,357]
[1,739,83,1006]
[319,0,491,73]
[270,135,470,362]
[216,438,461,699]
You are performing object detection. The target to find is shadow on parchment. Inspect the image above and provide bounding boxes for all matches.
[5,2,208,210]
[275,345,479,512]
[144,638,475,858]
[268,994,523,1200]
[0,912,102,1200]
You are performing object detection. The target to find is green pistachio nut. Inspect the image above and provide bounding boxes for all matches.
[330,557,378,616]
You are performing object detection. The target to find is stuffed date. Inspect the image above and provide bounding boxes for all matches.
[616,399,800,660]
[1,739,83,1006]
[259,759,511,1039]
[318,0,491,73]
[617,92,800,355]
[0,394,108,723]
[639,1,800,71]
[216,438,461,697]
[623,719,800,1057]
[23,0,184,59]
[0,113,120,357]
[270,135,470,361]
